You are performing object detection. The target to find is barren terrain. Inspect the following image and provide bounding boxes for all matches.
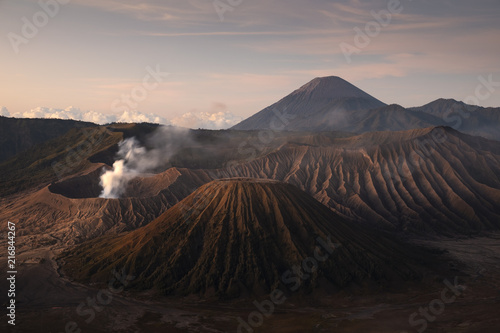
[1,234,500,332]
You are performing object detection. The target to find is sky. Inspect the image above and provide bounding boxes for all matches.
[0,0,499,128]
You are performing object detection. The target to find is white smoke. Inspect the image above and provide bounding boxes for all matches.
[99,139,146,198]
[99,126,192,198]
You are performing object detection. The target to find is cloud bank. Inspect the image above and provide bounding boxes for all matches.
[3,106,242,129]
[170,102,242,129]
[171,111,242,129]
[0,107,9,117]
[7,107,168,125]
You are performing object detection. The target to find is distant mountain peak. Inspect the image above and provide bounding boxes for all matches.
[298,76,348,90]
[424,98,466,107]
[231,76,387,131]
[293,76,382,100]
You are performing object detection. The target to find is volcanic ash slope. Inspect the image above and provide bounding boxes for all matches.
[61,178,435,299]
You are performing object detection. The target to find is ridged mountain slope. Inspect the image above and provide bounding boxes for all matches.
[61,179,430,298]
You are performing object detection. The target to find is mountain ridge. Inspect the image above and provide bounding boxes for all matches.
[232,77,500,141]
[0,116,96,163]
[3,126,499,245]
[410,98,500,141]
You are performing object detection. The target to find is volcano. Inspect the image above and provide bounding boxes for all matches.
[231,77,479,134]
[231,76,387,131]
[61,178,431,299]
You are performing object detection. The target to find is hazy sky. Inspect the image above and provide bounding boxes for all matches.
[1,0,499,126]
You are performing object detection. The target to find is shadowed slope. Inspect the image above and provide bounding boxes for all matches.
[62,179,432,299]
[0,126,120,197]
[347,104,446,133]
[0,116,96,162]
[410,98,500,141]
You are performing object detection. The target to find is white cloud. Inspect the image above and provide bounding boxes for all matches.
[170,103,242,129]
[10,107,169,125]
[0,107,10,117]
[7,105,241,129]
[171,111,242,129]
[116,110,168,124]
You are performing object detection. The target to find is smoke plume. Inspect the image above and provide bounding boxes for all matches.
[99,126,191,198]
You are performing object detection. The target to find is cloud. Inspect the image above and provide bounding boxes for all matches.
[135,30,335,37]
[0,107,9,117]
[7,105,241,129]
[116,110,169,124]
[10,106,169,125]
[70,0,213,24]
[171,106,242,129]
